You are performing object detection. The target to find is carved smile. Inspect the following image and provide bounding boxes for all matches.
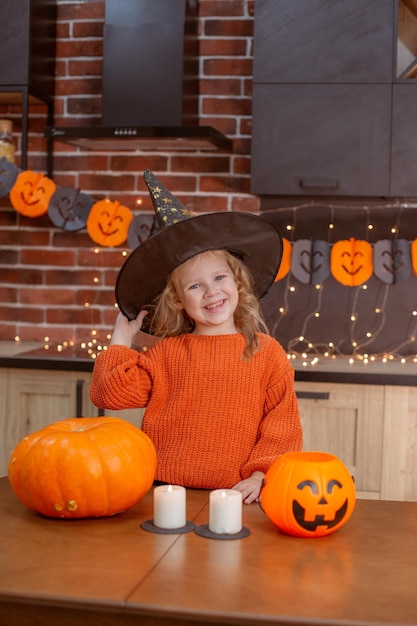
[292,499,348,531]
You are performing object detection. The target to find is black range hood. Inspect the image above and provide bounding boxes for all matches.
[45,0,232,152]
[45,125,232,151]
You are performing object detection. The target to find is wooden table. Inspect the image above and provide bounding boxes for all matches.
[1,477,416,626]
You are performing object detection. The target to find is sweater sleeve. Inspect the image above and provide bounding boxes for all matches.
[89,344,153,410]
[240,340,303,478]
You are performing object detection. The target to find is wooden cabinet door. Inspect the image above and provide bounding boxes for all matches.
[253,0,394,84]
[251,84,391,196]
[295,381,384,499]
[1,369,82,476]
[381,385,417,501]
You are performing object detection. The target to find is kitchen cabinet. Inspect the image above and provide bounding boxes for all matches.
[251,0,417,197]
[296,380,417,501]
[295,381,385,499]
[0,0,56,175]
[0,368,143,477]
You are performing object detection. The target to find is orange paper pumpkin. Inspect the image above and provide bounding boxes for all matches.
[274,238,292,281]
[10,170,56,217]
[330,238,373,286]
[261,451,356,538]
[8,417,157,519]
[412,239,417,275]
[87,199,133,247]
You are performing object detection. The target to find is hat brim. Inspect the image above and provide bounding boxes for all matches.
[115,212,282,327]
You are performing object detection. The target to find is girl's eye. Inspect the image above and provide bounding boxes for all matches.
[215,274,225,281]
[189,283,199,290]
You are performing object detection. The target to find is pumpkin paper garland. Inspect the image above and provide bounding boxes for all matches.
[330,238,373,286]
[291,239,330,285]
[274,238,292,281]
[261,451,356,538]
[0,156,19,198]
[7,417,157,519]
[87,199,134,247]
[373,239,411,284]
[48,187,94,232]
[10,169,56,218]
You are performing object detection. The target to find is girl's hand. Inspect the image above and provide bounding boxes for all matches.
[110,310,148,347]
[232,471,265,504]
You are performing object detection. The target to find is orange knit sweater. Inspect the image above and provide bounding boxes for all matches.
[89,333,302,489]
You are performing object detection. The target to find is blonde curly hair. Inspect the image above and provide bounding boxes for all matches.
[149,249,269,358]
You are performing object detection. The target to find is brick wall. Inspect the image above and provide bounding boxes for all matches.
[0,0,257,350]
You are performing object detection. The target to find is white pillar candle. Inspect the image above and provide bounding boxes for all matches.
[153,485,186,529]
[209,489,243,534]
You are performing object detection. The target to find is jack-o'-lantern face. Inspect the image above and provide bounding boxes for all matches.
[373,239,411,284]
[291,239,330,285]
[274,238,292,281]
[0,156,18,198]
[10,170,56,218]
[331,238,373,286]
[48,187,94,232]
[261,451,356,538]
[87,199,133,247]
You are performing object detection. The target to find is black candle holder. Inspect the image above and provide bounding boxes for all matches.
[194,524,251,540]
[141,519,196,534]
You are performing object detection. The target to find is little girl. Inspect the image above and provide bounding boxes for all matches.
[89,170,302,503]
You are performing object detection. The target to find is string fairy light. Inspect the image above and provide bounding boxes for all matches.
[265,199,417,367]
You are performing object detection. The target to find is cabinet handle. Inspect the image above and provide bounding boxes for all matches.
[299,178,339,189]
[76,379,84,417]
[296,391,330,400]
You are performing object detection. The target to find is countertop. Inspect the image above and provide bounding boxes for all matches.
[1,477,417,626]
[0,340,416,384]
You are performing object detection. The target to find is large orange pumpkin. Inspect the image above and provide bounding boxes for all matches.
[261,451,356,538]
[8,417,157,519]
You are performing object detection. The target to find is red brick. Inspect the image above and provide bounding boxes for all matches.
[78,174,136,192]
[56,40,103,59]
[72,21,104,38]
[67,96,101,116]
[78,248,126,268]
[0,286,18,303]
[44,269,103,287]
[231,196,260,213]
[203,58,253,77]
[47,307,102,325]
[68,60,102,77]
[204,19,253,38]
[199,78,241,95]
[199,39,247,56]
[233,156,251,176]
[21,249,77,267]
[55,78,102,97]
[0,306,44,323]
[170,156,230,173]
[0,249,19,264]
[20,288,75,306]
[0,268,43,285]
[200,174,250,194]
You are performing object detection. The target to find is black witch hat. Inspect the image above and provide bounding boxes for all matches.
[115,170,282,328]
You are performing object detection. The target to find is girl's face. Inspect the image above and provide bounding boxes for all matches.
[174,250,239,335]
